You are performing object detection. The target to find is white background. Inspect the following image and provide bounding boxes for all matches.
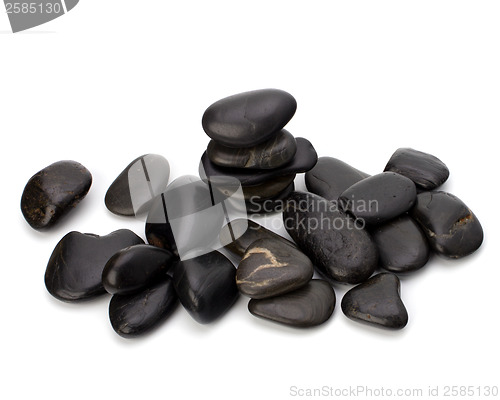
[1,1,499,399]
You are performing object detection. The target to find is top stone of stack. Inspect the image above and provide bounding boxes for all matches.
[202,89,297,148]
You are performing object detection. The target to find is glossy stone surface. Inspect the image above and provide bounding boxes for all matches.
[384,148,449,190]
[246,182,295,215]
[248,280,336,328]
[109,277,178,338]
[341,273,408,330]
[283,191,378,284]
[220,219,295,257]
[236,238,314,299]
[145,176,225,257]
[305,157,370,201]
[105,154,170,216]
[339,172,417,225]
[21,160,92,230]
[102,244,176,295]
[200,137,317,186]
[410,191,483,258]
[45,230,144,302]
[207,129,297,169]
[172,251,239,324]
[371,215,430,273]
[202,89,297,148]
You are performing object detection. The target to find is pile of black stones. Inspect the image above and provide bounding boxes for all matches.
[20,89,484,337]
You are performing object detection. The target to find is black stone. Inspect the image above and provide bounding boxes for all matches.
[21,160,92,230]
[207,129,297,170]
[236,238,314,299]
[200,137,317,187]
[172,251,239,324]
[102,244,176,295]
[248,279,336,328]
[283,191,378,284]
[371,215,430,273]
[341,273,408,330]
[410,191,483,258]
[339,172,417,225]
[105,154,170,216]
[45,230,144,302]
[145,176,225,257]
[217,173,295,201]
[246,182,295,215]
[220,219,295,257]
[384,148,449,190]
[109,277,178,338]
[202,89,297,148]
[305,157,370,201]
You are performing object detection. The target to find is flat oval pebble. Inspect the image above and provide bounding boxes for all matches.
[248,279,336,328]
[145,176,225,257]
[109,277,178,338]
[200,137,317,186]
[384,148,449,190]
[236,238,314,299]
[172,250,239,324]
[283,191,378,284]
[21,160,92,230]
[207,129,297,169]
[45,229,144,302]
[341,273,408,330]
[202,89,297,148]
[305,157,370,201]
[102,244,176,295]
[105,154,170,216]
[220,219,295,257]
[410,191,483,258]
[339,172,417,225]
[371,215,430,273]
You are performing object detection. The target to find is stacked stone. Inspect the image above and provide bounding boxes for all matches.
[200,89,317,214]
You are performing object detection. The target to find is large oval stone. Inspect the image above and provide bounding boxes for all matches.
[410,191,483,258]
[109,277,178,338]
[200,137,317,186]
[202,89,297,148]
[220,219,295,257]
[283,191,378,284]
[207,129,297,169]
[21,160,92,230]
[305,157,370,201]
[341,273,408,330]
[339,172,417,225]
[384,148,449,190]
[45,230,144,302]
[236,238,314,299]
[105,154,170,216]
[371,215,430,273]
[172,250,239,324]
[102,244,176,295]
[248,280,336,328]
